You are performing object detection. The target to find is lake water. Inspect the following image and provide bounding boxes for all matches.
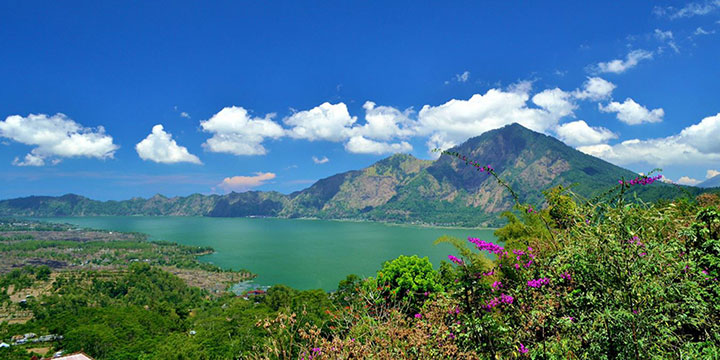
[40,216,497,290]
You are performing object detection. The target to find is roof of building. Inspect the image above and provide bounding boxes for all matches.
[43,352,95,360]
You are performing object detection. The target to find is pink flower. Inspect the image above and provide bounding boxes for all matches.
[448,255,464,266]
[527,277,550,288]
[519,343,528,354]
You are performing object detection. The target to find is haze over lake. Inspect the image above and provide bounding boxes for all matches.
[40,216,496,290]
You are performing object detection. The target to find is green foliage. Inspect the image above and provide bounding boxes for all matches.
[436,167,720,358]
[376,255,443,313]
[545,185,579,229]
[265,284,295,311]
[335,274,361,306]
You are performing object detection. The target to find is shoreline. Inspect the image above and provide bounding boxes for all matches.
[25,214,499,231]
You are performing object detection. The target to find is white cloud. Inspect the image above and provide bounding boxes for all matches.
[345,136,412,155]
[416,86,566,154]
[455,71,470,83]
[200,106,284,156]
[676,176,701,185]
[12,153,46,167]
[136,124,202,164]
[654,1,720,19]
[654,29,674,41]
[678,112,720,153]
[312,156,329,164]
[0,113,118,166]
[595,49,653,74]
[284,102,356,141]
[667,41,681,54]
[532,88,577,118]
[282,101,417,155]
[653,29,680,53]
[577,140,712,167]
[577,112,720,167]
[555,120,617,147]
[350,101,415,141]
[180,112,191,119]
[572,77,616,101]
[707,169,720,179]
[217,172,276,192]
[695,27,716,35]
[599,98,664,125]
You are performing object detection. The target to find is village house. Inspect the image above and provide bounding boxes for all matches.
[43,351,95,360]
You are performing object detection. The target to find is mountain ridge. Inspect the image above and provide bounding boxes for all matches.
[698,174,720,188]
[0,123,709,226]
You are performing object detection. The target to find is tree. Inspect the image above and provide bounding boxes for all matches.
[376,255,443,313]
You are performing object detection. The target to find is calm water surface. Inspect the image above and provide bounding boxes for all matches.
[41,216,496,290]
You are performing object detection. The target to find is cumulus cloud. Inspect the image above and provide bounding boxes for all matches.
[349,101,415,141]
[555,120,617,147]
[180,112,191,119]
[136,124,202,164]
[572,77,616,101]
[594,49,653,74]
[0,113,118,166]
[284,102,356,141]
[455,71,470,83]
[676,176,701,185]
[345,136,412,155]
[578,112,720,167]
[200,106,284,156]
[217,172,276,192]
[416,85,569,154]
[707,169,720,179]
[12,153,46,167]
[577,140,710,167]
[312,156,329,164]
[281,101,416,155]
[599,98,664,125]
[532,88,577,118]
[678,112,720,153]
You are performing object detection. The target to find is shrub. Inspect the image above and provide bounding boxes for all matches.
[376,255,443,313]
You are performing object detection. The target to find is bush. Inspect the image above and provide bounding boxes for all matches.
[375,255,443,313]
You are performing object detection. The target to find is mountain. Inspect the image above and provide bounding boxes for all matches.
[698,174,720,188]
[0,123,706,226]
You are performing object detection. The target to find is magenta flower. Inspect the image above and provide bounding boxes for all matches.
[484,297,500,311]
[519,343,528,354]
[414,313,422,319]
[500,293,514,304]
[619,174,662,187]
[469,237,505,256]
[447,255,464,266]
[527,277,550,288]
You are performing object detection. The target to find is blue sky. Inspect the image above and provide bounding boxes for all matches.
[1,1,719,200]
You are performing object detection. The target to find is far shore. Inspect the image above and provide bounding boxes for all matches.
[27,214,499,231]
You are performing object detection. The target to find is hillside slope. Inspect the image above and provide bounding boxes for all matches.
[0,123,707,226]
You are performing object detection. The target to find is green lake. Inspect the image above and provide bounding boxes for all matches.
[40,216,497,291]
